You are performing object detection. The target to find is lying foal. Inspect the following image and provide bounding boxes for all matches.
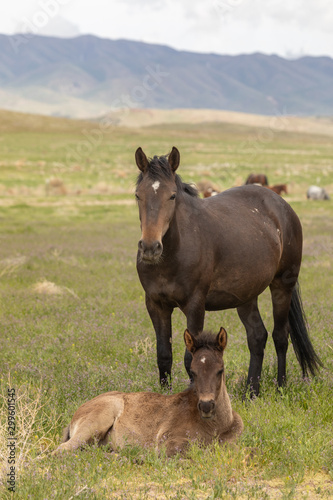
[54,328,243,456]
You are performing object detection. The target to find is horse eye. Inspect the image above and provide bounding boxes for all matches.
[135,193,140,200]
[190,370,196,379]
[217,369,224,377]
[170,194,176,200]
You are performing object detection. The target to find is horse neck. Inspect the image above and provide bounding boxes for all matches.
[164,193,200,248]
[213,378,234,425]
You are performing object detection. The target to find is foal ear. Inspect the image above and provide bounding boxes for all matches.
[216,327,227,352]
[168,146,180,172]
[184,329,196,354]
[135,147,149,172]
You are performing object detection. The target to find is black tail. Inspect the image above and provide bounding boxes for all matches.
[289,282,323,377]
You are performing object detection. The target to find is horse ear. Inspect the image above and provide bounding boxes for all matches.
[184,329,196,354]
[216,327,227,352]
[168,147,180,172]
[135,147,148,172]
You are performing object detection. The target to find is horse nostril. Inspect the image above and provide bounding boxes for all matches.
[153,241,162,255]
[138,240,145,251]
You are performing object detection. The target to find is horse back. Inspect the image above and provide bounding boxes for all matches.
[206,185,301,243]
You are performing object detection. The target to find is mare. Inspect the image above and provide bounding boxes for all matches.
[245,173,269,186]
[135,147,322,396]
[267,184,288,195]
[54,328,243,456]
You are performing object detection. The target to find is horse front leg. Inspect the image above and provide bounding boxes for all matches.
[237,297,268,397]
[183,298,206,378]
[146,295,173,387]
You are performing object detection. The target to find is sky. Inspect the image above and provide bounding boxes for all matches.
[2,0,333,59]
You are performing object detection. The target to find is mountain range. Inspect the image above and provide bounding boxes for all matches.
[1,33,333,118]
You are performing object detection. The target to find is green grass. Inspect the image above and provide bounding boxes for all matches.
[0,110,332,498]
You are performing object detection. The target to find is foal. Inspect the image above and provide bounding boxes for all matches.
[54,328,243,456]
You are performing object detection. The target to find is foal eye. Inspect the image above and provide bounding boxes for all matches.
[217,369,224,377]
[189,370,196,379]
[135,193,140,200]
[169,194,176,200]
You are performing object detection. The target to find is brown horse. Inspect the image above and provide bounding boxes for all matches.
[267,184,288,195]
[245,173,269,186]
[135,147,322,396]
[53,328,243,456]
[203,186,220,198]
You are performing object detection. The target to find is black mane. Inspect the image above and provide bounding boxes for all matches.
[193,331,221,351]
[136,154,198,198]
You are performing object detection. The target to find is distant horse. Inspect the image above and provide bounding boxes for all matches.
[267,184,288,195]
[245,173,269,186]
[197,180,220,198]
[54,328,243,456]
[307,185,330,200]
[135,147,322,396]
[203,186,220,198]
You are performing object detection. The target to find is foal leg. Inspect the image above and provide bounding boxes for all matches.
[53,396,123,455]
[237,297,268,396]
[269,281,292,388]
[146,295,173,387]
[53,425,97,455]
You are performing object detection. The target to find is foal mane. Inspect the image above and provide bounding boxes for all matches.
[136,153,199,198]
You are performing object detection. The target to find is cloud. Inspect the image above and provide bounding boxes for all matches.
[36,15,80,38]
[2,0,333,57]
[10,1,80,38]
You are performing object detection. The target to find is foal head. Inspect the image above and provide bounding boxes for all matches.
[135,147,180,264]
[184,327,227,419]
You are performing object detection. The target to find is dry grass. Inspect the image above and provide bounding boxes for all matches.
[0,377,58,489]
[31,279,79,299]
[0,256,28,278]
[100,108,333,137]
[94,470,333,499]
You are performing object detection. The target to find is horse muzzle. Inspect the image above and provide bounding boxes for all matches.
[138,239,163,264]
[198,399,216,419]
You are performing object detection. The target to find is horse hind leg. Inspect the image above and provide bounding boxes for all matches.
[52,422,99,455]
[269,280,292,388]
[237,297,268,397]
[52,397,123,455]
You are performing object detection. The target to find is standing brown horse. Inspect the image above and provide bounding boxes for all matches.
[54,328,243,456]
[267,184,288,195]
[135,147,321,396]
[245,173,269,186]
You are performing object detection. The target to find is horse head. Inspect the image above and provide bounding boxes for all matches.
[135,147,180,264]
[184,327,227,419]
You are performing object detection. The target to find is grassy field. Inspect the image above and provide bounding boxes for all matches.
[0,109,332,499]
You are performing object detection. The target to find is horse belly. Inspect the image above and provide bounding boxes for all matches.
[205,288,245,310]
[205,255,278,310]
[109,393,168,450]
[205,281,270,310]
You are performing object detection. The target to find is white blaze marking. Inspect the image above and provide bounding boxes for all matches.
[152,181,160,193]
[200,357,206,364]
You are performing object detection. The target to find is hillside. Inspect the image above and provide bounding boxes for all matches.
[2,108,333,137]
[1,34,333,118]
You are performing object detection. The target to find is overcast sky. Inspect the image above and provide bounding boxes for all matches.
[2,0,333,58]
